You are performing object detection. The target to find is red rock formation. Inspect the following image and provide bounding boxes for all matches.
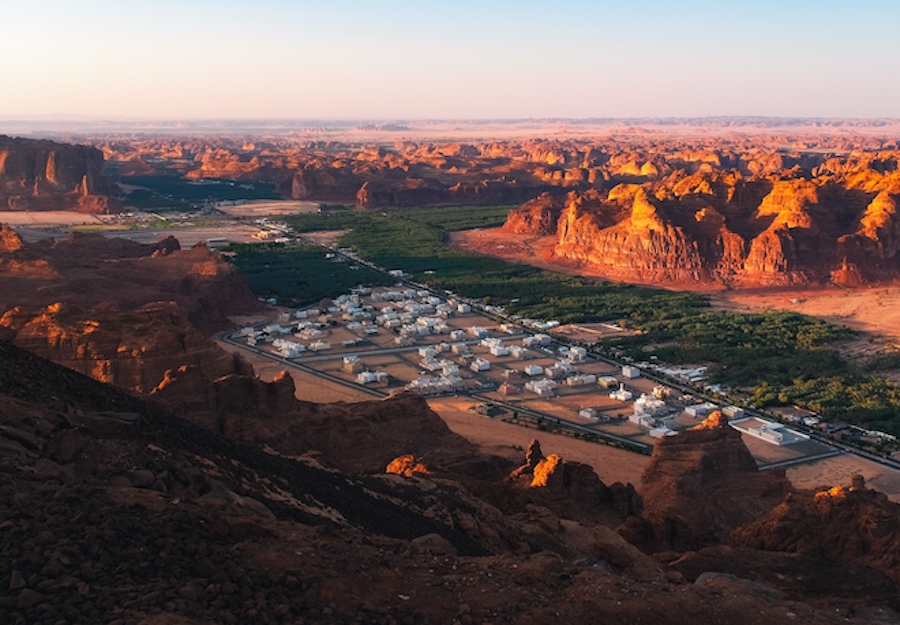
[638,412,792,551]
[385,454,430,477]
[0,224,23,253]
[0,135,121,213]
[161,372,492,475]
[0,303,245,394]
[499,439,643,527]
[0,230,258,334]
[503,192,565,235]
[733,476,900,586]
[505,167,900,287]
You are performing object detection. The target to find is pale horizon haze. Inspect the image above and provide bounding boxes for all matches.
[2,0,899,120]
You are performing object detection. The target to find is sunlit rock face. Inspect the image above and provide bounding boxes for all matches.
[0,135,121,212]
[500,153,900,287]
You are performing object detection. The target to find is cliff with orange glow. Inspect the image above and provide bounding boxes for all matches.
[504,152,900,287]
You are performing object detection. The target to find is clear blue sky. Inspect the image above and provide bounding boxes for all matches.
[2,0,898,119]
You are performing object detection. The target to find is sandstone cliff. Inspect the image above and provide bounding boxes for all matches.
[732,476,900,586]
[501,163,900,287]
[637,412,792,551]
[0,135,121,212]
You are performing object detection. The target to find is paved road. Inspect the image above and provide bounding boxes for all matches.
[220,333,388,398]
[282,334,528,363]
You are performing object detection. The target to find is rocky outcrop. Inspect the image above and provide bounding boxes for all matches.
[158,365,496,476]
[733,476,900,586]
[493,149,900,287]
[494,439,643,527]
[0,224,23,253]
[0,303,245,394]
[0,230,258,335]
[0,135,121,212]
[503,192,566,235]
[1,338,891,622]
[638,412,792,551]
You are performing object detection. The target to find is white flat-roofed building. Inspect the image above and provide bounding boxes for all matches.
[471,358,491,372]
[489,344,510,357]
[723,406,745,419]
[525,378,558,397]
[524,364,544,376]
[622,365,640,379]
[634,394,667,417]
[629,413,655,428]
[610,384,633,401]
[730,417,810,446]
[508,345,529,360]
[579,408,598,421]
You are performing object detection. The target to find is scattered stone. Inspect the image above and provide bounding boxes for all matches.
[131,469,155,487]
[9,570,26,591]
[17,588,43,609]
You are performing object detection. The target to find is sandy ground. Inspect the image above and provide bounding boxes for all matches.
[216,200,321,216]
[710,286,900,343]
[11,222,266,247]
[1,211,103,226]
[428,396,650,486]
[102,225,263,247]
[215,337,374,403]
[786,455,900,502]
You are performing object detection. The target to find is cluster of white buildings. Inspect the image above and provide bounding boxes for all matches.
[407,373,464,394]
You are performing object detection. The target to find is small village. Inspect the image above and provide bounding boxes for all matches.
[228,276,860,467]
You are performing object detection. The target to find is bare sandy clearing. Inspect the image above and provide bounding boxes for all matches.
[428,396,650,486]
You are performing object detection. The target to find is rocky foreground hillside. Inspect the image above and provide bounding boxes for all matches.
[5,340,900,625]
[0,136,121,213]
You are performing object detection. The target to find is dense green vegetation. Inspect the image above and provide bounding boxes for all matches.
[115,173,279,210]
[225,243,392,306]
[288,206,708,324]
[276,205,900,432]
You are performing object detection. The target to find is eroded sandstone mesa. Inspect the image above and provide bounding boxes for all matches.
[0,135,121,212]
[637,412,792,551]
[499,150,900,287]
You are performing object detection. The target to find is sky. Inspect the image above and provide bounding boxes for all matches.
[2,0,899,120]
